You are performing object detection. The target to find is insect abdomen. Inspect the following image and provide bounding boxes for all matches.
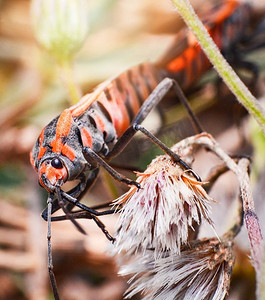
[155,0,251,90]
[97,63,161,138]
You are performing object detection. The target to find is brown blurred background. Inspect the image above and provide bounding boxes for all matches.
[0,0,264,299]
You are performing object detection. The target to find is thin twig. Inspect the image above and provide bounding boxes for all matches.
[174,133,263,281]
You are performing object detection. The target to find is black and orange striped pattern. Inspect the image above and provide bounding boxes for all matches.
[30,63,161,190]
[30,0,253,193]
[156,0,251,89]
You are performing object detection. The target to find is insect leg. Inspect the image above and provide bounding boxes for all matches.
[83,147,141,189]
[109,162,144,173]
[107,78,202,160]
[55,186,87,235]
[41,169,100,221]
[106,78,202,180]
[47,210,116,242]
[133,124,201,181]
[43,190,115,240]
[41,197,60,221]
[89,214,115,242]
[41,167,116,240]
[49,207,120,222]
[60,190,117,216]
[172,79,204,133]
[66,168,100,200]
[56,190,116,241]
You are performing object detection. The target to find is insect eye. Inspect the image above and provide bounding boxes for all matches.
[51,158,63,169]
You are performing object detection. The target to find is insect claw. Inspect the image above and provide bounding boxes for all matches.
[188,169,201,182]
[107,233,116,243]
[136,182,141,191]
[179,159,201,182]
[76,224,87,235]
[131,180,141,190]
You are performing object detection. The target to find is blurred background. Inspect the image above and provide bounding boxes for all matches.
[0,0,265,299]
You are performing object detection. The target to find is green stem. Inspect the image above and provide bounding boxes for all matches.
[59,60,81,105]
[171,0,265,135]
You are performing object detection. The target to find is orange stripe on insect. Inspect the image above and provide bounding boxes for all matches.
[167,55,186,72]
[71,80,112,117]
[119,73,140,115]
[50,109,73,154]
[167,46,197,73]
[108,83,130,136]
[142,64,160,91]
[50,138,63,154]
[37,146,47,161]
[211,26,222,48]
[92,112,106,133]
[39,162,68,190]
[62,144,76,161]
[50,138,76,161]
[132,67,150,100]
[37,128,46,160]
[212,0,238,25]
[80,127,93,148]
[56,110,72,139]
[96,83,129,137]
[71,93,95,117]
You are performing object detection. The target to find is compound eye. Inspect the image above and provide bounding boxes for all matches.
[51,158,63,169]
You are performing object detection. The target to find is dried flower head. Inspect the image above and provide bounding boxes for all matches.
[120,237,234,300]
[31,0,89,63]
[112,155,216,257]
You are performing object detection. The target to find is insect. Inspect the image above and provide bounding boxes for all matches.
[30,0,263,298]
[30,0,254,222]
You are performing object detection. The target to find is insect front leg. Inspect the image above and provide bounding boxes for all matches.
[64,167,100,211]
[55,186,87,235]
[55,190,116,241]
[41,168,99,221]
[41,164,116,240]
[49,209,115,242]
[42,186,88,236]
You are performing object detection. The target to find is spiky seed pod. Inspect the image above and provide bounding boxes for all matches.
[112,155,216,257]
[120,237,234,300]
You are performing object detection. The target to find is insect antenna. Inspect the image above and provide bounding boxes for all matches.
[47,194,60,300]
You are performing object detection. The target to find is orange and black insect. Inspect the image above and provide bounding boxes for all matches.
[30,0,254,221]
[30,1,264,298]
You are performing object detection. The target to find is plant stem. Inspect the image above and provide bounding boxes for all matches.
[59,60,81,105]
[171,0,265,135]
